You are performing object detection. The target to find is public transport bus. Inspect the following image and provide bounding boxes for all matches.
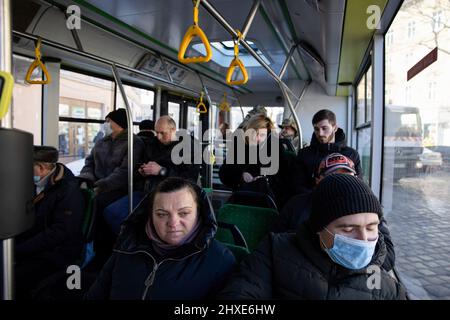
[0,0,449,303]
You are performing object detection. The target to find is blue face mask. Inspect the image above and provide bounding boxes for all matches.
[33,175,41,183]
[321,228,378,270]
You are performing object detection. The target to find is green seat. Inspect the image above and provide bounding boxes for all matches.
[80,188,95,242]
[216,204,278,251]
[224,243,250,263]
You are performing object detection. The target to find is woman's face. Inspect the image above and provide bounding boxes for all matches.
[152,188,199,245]
[248,128,268,145]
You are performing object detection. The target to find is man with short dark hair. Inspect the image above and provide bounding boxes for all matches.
[294,109,361,194]
[15,146,84,299]
[218,174,406,300]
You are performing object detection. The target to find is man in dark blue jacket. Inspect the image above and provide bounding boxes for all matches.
[294,109,362,194]
[15,146,84,299]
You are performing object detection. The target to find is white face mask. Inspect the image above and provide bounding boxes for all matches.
[103,122,113,136]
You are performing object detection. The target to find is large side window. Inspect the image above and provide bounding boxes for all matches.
[10,55,42,144]
[383,0,450,300]
[116,84,155,133]
[59,69,115,173]
[355,64,373,184]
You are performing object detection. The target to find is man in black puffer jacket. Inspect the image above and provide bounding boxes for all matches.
[294,109,361,194]
[15,146,84,299]
[218,174,407,300]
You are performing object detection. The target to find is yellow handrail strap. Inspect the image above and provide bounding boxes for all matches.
[178,0,212,64]
[25,38,51,85]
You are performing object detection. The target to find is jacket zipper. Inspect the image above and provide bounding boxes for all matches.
[114,248,204,300]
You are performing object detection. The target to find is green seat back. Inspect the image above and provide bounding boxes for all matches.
[216,204,278,251]
[80,188,95,242]
[224,243,250,263]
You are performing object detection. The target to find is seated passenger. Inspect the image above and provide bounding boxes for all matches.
[103,116,200,235]
[139,116,200,192]
[137,119,156,139]
[78,108,144,264]
[293,109,362,194]
[15,146,84,299]
[218,174,407,300]
[85,177,236,300]
[219,114,295,208]
[275,153,396,271]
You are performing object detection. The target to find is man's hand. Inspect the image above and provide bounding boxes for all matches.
[242,172,255,183]
[140,161,162,176]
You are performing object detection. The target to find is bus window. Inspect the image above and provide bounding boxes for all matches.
[187,105,200,139]
[168,102,180,129]
[11,55,42,144]
[383,0,450,300]
[116,85,155,122]
[59,69,114,168]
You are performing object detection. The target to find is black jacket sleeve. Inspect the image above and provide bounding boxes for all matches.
[15,185,84,258]
[217,235,274,299]
[84,255,116,300]
[96,136,145,193]
[379,217,395,272]
[292,155,313,195]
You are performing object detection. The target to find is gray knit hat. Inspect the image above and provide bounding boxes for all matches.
[309,174,383,233]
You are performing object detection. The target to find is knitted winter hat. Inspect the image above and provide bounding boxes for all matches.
[309,174,383,233]
[106,108,128,129]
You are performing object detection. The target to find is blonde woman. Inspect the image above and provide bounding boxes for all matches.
[219,114,295,208]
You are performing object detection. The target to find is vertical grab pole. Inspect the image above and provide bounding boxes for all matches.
[0,0,13,300]
[196,72,213,188]
[279,83,303,150]
[111,64,134,216]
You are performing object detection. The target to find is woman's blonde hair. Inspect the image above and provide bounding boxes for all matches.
[244,114,274,132]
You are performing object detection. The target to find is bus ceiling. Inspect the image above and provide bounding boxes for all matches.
[12,0,402,101]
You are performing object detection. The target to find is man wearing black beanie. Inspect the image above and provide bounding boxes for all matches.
[218,174,407,300]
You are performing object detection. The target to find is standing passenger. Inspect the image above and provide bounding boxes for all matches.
[85,177,236,300]
[294,109,361,194]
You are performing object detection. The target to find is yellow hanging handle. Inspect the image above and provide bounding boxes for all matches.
[25,38,51,85]
[0,71,14,120]
[226,31,248,85]
[178,0,212,64]
[219,92,230,112]
[196,91,207,113]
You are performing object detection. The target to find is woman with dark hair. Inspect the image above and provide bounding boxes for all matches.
[85,177,236,300]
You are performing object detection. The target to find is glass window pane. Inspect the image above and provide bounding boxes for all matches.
[356,75,366,125]
[11,55,42,144]
[60,70,114,120]
[168,102,180,129]
[357,127,371,184]
[366,65,372,123]
[187,106,200,139]
[116,85,154,122]
[383,0,450,300]
[58,121,102,175]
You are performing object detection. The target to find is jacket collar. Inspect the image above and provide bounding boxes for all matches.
[295,222,387,279]
[33,163,66,204]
